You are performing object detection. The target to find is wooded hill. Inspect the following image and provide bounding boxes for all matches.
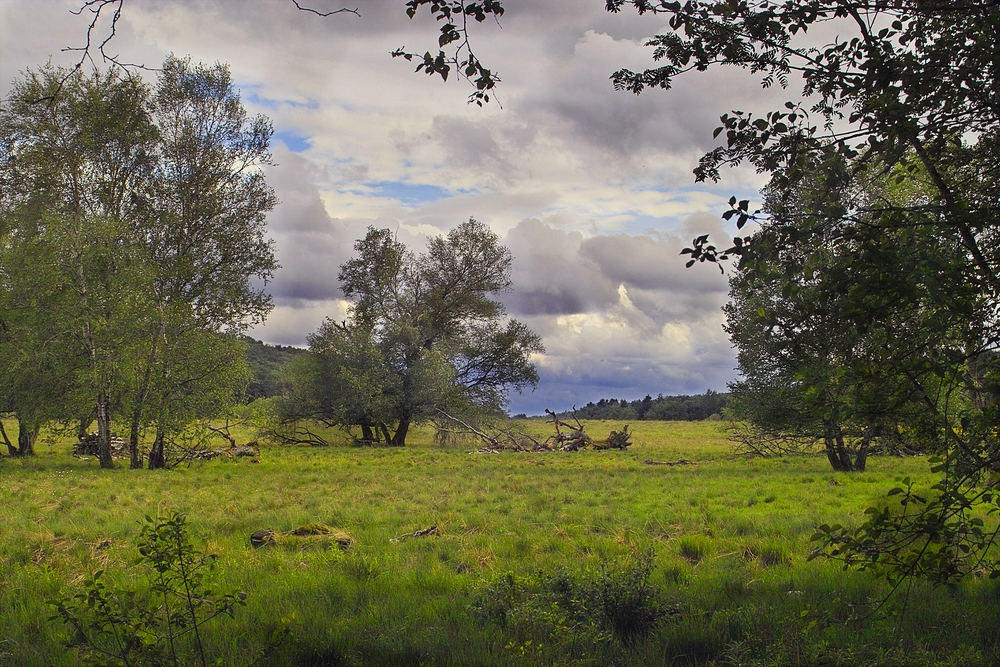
[244,338,305,400]
[527,390,729,421]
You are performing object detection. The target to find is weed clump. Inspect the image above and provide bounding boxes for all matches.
[471,552,665,660]
[678,535,710,563]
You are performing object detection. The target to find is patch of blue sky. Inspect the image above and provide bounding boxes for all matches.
[240,85,318,111]
[618,214,681,236]
[366,181,453,205]
[641,183,761,206]
[274,130,310,152]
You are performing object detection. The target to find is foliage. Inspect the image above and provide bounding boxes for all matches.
[391,0,504,106]
[0,66,158,466]
[0,58,276,468]
[596,1,1000,582]
[244,337,305,401]
[50,511,246,666]
[282,219,542,446]
[723,162,953,471]
[471,553,664,660]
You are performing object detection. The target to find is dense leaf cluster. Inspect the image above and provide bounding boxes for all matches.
[0,58,276,467]
[278,220,542,446]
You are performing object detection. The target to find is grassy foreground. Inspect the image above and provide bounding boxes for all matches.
[2,420,998,665]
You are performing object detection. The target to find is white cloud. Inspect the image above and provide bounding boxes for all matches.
[0,0,771,411]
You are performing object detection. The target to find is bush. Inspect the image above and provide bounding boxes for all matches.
[50,511,246,666]
[471,552,664,657]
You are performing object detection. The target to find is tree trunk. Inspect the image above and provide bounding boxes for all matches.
[148,428,166,470]
[391,419,409,447]
[0,419,15,456]
[95,394,114,469]
[361,423,374,443]
[378,422,392,445]
[128,411,144,469]
[834,431,854,470]
[77,413,92,441]
[823,422,851,472]
[129,338,159,470]
[823,421,867,472]
[15,416,39,456]
[853,437,870,472]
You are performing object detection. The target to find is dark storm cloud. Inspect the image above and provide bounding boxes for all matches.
[503,219,619,315]
[504,217,729,319]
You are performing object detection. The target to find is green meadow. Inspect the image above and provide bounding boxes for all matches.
[2,420,998,665]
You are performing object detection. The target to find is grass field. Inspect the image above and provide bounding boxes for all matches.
[2,419,998,665]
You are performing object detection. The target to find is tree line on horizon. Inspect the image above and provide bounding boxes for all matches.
[521,391,728,422]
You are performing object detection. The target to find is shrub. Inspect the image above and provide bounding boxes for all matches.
[471,551,664,655]
[50,511,246,666]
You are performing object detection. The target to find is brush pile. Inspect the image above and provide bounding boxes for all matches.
[436,408,631,453]
[74,433,129,458]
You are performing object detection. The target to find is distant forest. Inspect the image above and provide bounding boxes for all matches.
[520,390,729,421]
[244,338,304,400]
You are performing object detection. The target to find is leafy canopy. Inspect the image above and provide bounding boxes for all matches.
[282,219,542,446]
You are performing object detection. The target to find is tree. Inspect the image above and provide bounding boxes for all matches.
[0,60,276,468]
[279,320,399,445]
[129,56,277,469]
[723,159,957,471]
[284,219,542,446]
[601,1,1000,581]
[0,65,158,467]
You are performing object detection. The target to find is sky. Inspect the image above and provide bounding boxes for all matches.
[0,0,786,414]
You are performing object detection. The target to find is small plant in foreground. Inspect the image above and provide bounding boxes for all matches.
[471,551,664,658]
[50,511,246,666]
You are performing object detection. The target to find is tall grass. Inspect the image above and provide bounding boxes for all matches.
[1,418,998,664]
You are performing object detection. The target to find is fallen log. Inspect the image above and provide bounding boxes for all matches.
[250,524,352,549]
[594,425,632,450]
[186,442,260,462]
[439,407,632,453]
[644,458,694,466]
[74,433,129,459]
[390,525,440,543]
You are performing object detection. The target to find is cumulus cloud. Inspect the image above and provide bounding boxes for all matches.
[1,0,765,411]
[501,218,733,412]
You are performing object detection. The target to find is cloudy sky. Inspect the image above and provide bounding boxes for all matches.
[0,0,783,414]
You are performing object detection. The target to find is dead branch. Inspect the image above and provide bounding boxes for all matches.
[544,408,592,451]
[727,421,819,458]
[41,0,355,105]
[437,407,631,453]
[594,424,632,450]
[435,408,545,452]
[266,421,334,447]
[206,419,238,448]
[390,525,439,543]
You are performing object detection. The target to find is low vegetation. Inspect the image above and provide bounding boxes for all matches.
[3,419,999,665]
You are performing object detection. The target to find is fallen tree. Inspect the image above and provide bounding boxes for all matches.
[435,408,631,453]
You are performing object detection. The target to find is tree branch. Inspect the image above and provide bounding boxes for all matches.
[291,1,359,18]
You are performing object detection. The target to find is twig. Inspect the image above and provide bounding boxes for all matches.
[291,1,359,17]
